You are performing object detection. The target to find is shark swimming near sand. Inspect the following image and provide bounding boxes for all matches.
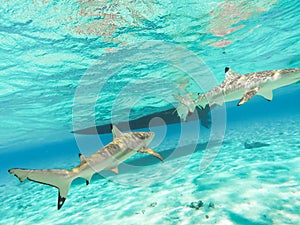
[174,67,300,120]
[8,126,163,210]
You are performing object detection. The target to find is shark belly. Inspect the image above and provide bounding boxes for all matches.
[260,76,298,95]
[276,73,300,88]
[223,89,245,103]
[208,89,244,105]
[86,154,118,172]
[86,147,136,172]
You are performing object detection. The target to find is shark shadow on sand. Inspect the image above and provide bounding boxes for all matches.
[72,105,212,135]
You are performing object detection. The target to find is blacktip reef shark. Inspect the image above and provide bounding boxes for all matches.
[8,126,163,210]
[174,67,300,120]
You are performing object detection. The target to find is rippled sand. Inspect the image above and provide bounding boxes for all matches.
[2,114,300,225]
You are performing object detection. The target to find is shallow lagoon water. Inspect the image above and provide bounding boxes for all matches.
[1,87,300,225]
[0,0,300,224]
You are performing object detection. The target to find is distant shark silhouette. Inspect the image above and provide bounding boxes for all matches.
[174,67,300,120]
[73,106,212,135]
[8,126,162,210]
[244,141,270,149]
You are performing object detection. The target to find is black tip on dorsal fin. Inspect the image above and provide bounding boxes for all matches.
[110,124,113,131]
[78,153,82,157]
[86,180,89,185]
[57,193,66,210]
[225,67,230,73]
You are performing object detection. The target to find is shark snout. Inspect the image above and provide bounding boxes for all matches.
[149,131,155,138]
[142,131,155,146]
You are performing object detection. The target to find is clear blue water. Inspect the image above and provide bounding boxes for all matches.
[0,0,300,224]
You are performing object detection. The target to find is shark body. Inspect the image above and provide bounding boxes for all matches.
[174,67,300,120]
[8,126,163,210]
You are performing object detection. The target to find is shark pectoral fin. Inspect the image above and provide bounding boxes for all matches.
[238,88,259,106]
[138,148,164,162]
[112,125,124,139]
[258,89,273,101]
[110,167,119,174]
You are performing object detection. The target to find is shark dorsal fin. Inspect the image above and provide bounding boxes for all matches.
[112,125,124,139]
[225,67,239,80]
[78,153,87,165]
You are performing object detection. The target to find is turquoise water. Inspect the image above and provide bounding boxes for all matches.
[1,0,300,224]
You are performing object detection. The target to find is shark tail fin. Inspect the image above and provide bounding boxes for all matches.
[173,94,196,121]
[8,168,74,210]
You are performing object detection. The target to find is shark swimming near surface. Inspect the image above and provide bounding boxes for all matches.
[174,67,300,120]
[8,126,163,210]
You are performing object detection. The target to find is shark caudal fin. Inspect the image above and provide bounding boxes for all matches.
[173,94,196,121]
[8,168,74,210]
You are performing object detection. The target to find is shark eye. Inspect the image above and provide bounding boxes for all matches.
[136,133,148,140]
[139,134,146,139]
